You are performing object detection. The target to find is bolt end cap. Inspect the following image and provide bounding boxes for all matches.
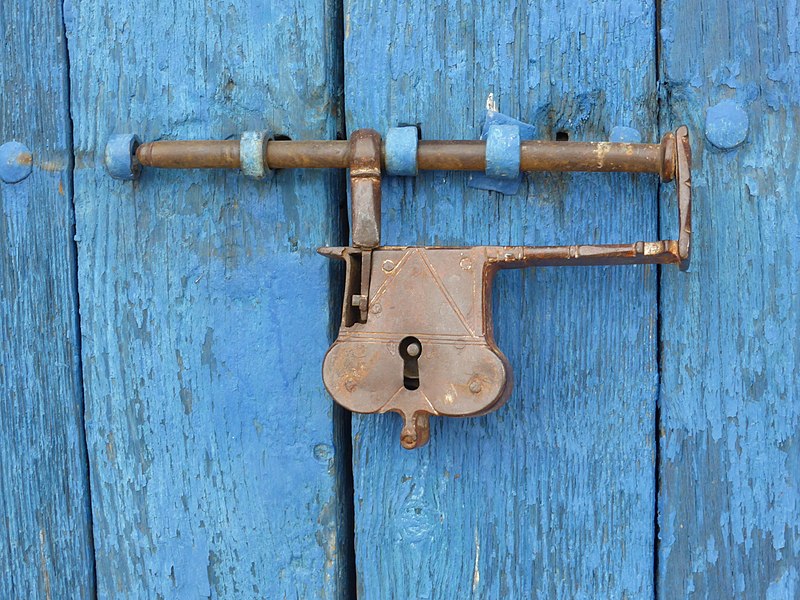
[105,133,141,180]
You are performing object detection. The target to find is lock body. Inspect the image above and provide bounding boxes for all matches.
[320,235,688,448]
[321,246,512,449]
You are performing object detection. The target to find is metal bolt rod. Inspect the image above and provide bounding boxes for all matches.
[135,134,675,180]
[136,140,241,169]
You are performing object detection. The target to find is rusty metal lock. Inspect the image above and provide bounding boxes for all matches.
[105,123,691,449]
[320,127,691,449]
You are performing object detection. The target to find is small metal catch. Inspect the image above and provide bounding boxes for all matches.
[106,123,692,449]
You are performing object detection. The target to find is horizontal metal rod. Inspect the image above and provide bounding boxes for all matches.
[136,136,673,178]
[498,240,681,266]
[268,140,350,168]
[322,240,682,267]
[136,140,241,169]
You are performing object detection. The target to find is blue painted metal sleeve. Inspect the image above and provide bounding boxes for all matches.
[384,126,418,176]
[240,131,271,180]
[469,110,536,195]
[485,124,520,179]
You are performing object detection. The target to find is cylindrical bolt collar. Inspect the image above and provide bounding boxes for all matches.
[0,141,33,184]
[385,126,419,176]
[485,124,520,179]
[240,131,271,180]
[105,133,141,181]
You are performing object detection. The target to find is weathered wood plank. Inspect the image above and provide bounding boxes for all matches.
[345,1,659,596]
[0,3,95,598]
[66,1,349,597]
[658,1,800,596]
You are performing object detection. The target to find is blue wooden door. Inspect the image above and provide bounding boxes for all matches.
[1,0,798,598]
[66,1,350,597]
[345,1,660,596]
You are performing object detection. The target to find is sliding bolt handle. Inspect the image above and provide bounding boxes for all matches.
[349,129,382,249]
[115,130,681,181]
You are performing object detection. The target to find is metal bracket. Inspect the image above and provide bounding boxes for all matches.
[347,129,382,324]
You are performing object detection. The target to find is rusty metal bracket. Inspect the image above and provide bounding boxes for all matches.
[105,124,692,449]
[347,129,382,324]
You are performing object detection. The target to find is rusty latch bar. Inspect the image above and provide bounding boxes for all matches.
[106,125,692,449]
[114,134,673,177]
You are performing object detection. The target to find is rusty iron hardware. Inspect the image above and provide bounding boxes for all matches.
[127,137,673,175]
[322,126,691,449]
[106,125,692,449]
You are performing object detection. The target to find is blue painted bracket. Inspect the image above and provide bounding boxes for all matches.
[468,109,536,195]
[485,124,521,179]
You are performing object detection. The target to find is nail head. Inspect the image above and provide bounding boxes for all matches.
[609,126,642,143]
[705,100,748,150]
[0,141,33,184]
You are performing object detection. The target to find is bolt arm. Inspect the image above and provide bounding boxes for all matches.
[134,136,676,179]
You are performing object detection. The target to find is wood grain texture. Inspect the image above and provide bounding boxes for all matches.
[0,3,95,598]
[345,1,660,596]
[657,1,800,597]
[65,0,349,597]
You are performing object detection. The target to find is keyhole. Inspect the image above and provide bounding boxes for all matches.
[399,336,422,390]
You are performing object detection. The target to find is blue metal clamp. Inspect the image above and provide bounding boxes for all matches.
[468,110,537,195]
[485,124,521,180]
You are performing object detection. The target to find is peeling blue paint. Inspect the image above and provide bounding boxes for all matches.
[346,0,659,596]
[68,0,349,597]
[4,0,797,598]
[658,1,800,597]
[766,566,799,600]
[1,3,95,598]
